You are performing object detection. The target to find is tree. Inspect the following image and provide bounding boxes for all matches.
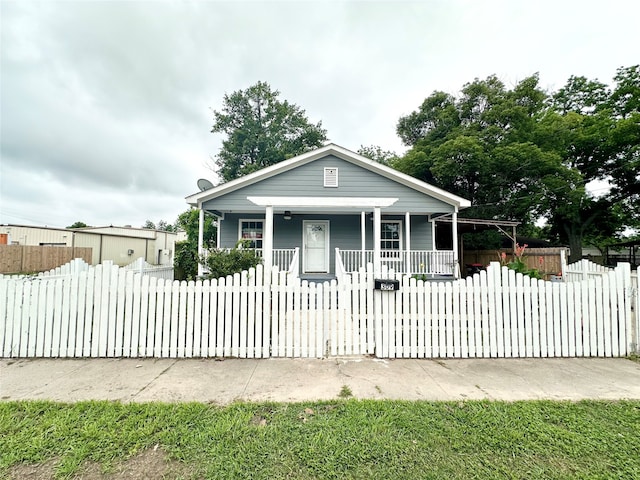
[394,68,639,262]
[395,74,562,229]
[211,81,328,182]
[67,221,88,229]
[142,220,177,232]
[357,145,399,166]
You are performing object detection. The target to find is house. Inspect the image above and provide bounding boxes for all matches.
[186,144,471,278]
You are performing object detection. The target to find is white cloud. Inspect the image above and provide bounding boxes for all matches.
[1,0,639,228]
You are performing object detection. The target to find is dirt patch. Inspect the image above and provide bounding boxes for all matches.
[7,458,58,480]
[7,447,194,480]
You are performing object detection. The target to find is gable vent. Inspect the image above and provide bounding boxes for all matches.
[324,167,338,187]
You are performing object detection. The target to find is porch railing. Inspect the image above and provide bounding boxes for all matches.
[255,248,299,273]
[336,249,456,276]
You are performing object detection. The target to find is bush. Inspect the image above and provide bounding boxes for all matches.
[202,240,262,279]
[174,240,198,281]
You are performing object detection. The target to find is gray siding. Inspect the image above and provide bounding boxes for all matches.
[203,155,454,214]
[219,213,435,273]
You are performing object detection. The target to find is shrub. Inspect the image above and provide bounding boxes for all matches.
[174,240,198,281]
[202,240,262,279]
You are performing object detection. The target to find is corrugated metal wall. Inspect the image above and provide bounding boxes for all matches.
[0,226,177,267]
[0,226,71,246]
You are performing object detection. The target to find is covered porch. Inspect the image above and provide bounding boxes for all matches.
[199,195,461,279]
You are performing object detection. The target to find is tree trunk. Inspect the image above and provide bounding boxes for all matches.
[564,224,584,264]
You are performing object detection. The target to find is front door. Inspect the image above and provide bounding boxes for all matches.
[303,221,329,273]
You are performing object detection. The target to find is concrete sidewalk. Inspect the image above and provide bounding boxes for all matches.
[2,357,640,404]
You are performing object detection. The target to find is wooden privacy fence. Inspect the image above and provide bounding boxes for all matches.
[0,245,92,275]
[0,261,637,359]
[463,247,567,279]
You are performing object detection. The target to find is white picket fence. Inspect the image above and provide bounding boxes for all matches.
[564,258,612,282]
[0,261,637,359]
[123,257,174,281]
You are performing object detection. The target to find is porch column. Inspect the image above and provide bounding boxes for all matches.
[263,205,274,269]
[361,211,366,268]
[197,207,204,277]
[373,207,381,274]
[405,211,411,274]
[452,208,459,278]
[431,218,437,250]
[216,215,221,248]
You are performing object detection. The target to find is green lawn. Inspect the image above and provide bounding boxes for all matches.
[2,399,639,479]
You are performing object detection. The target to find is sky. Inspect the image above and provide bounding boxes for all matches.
[1,0,639,229]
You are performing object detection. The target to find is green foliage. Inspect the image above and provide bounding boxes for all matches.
[338,385,353,398]
[66,221,88,229]
[499,244,543,279]
[203,240,262,279]
[395,66,640,261]
[2,400,640,479]
[462,230,503,250]
[173,240,197,281]
[357,145,399,166]
[142,220,177,232]
[173,208,217,281]
[212,81,327,182]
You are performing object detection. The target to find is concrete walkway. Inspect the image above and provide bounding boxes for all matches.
[2,357,640,404]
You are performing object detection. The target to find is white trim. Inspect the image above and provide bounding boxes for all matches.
[216,216,221,249]
[264,207,274,269]
[197,208,204,277]
[186,143,470,209]
[247,196,398,208]
[238,218,266,248]
[381,219,403,251]
[360,211,366,256]
[431,219,437,250]
[405,212,411,273]
[302,220,330,273]
[452,208,459,278]
[373,208,381,274]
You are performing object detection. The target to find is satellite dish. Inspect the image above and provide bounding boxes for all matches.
[197,178,214,191]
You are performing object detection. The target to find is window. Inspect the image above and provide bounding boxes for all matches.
[239,220,264,248]
[381,221,402,251]
[324,167,338,187]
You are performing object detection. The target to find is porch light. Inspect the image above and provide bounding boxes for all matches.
[283,211,292,220]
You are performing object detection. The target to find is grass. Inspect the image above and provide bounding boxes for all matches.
[1,399,640,479]
[338,385,353,398]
